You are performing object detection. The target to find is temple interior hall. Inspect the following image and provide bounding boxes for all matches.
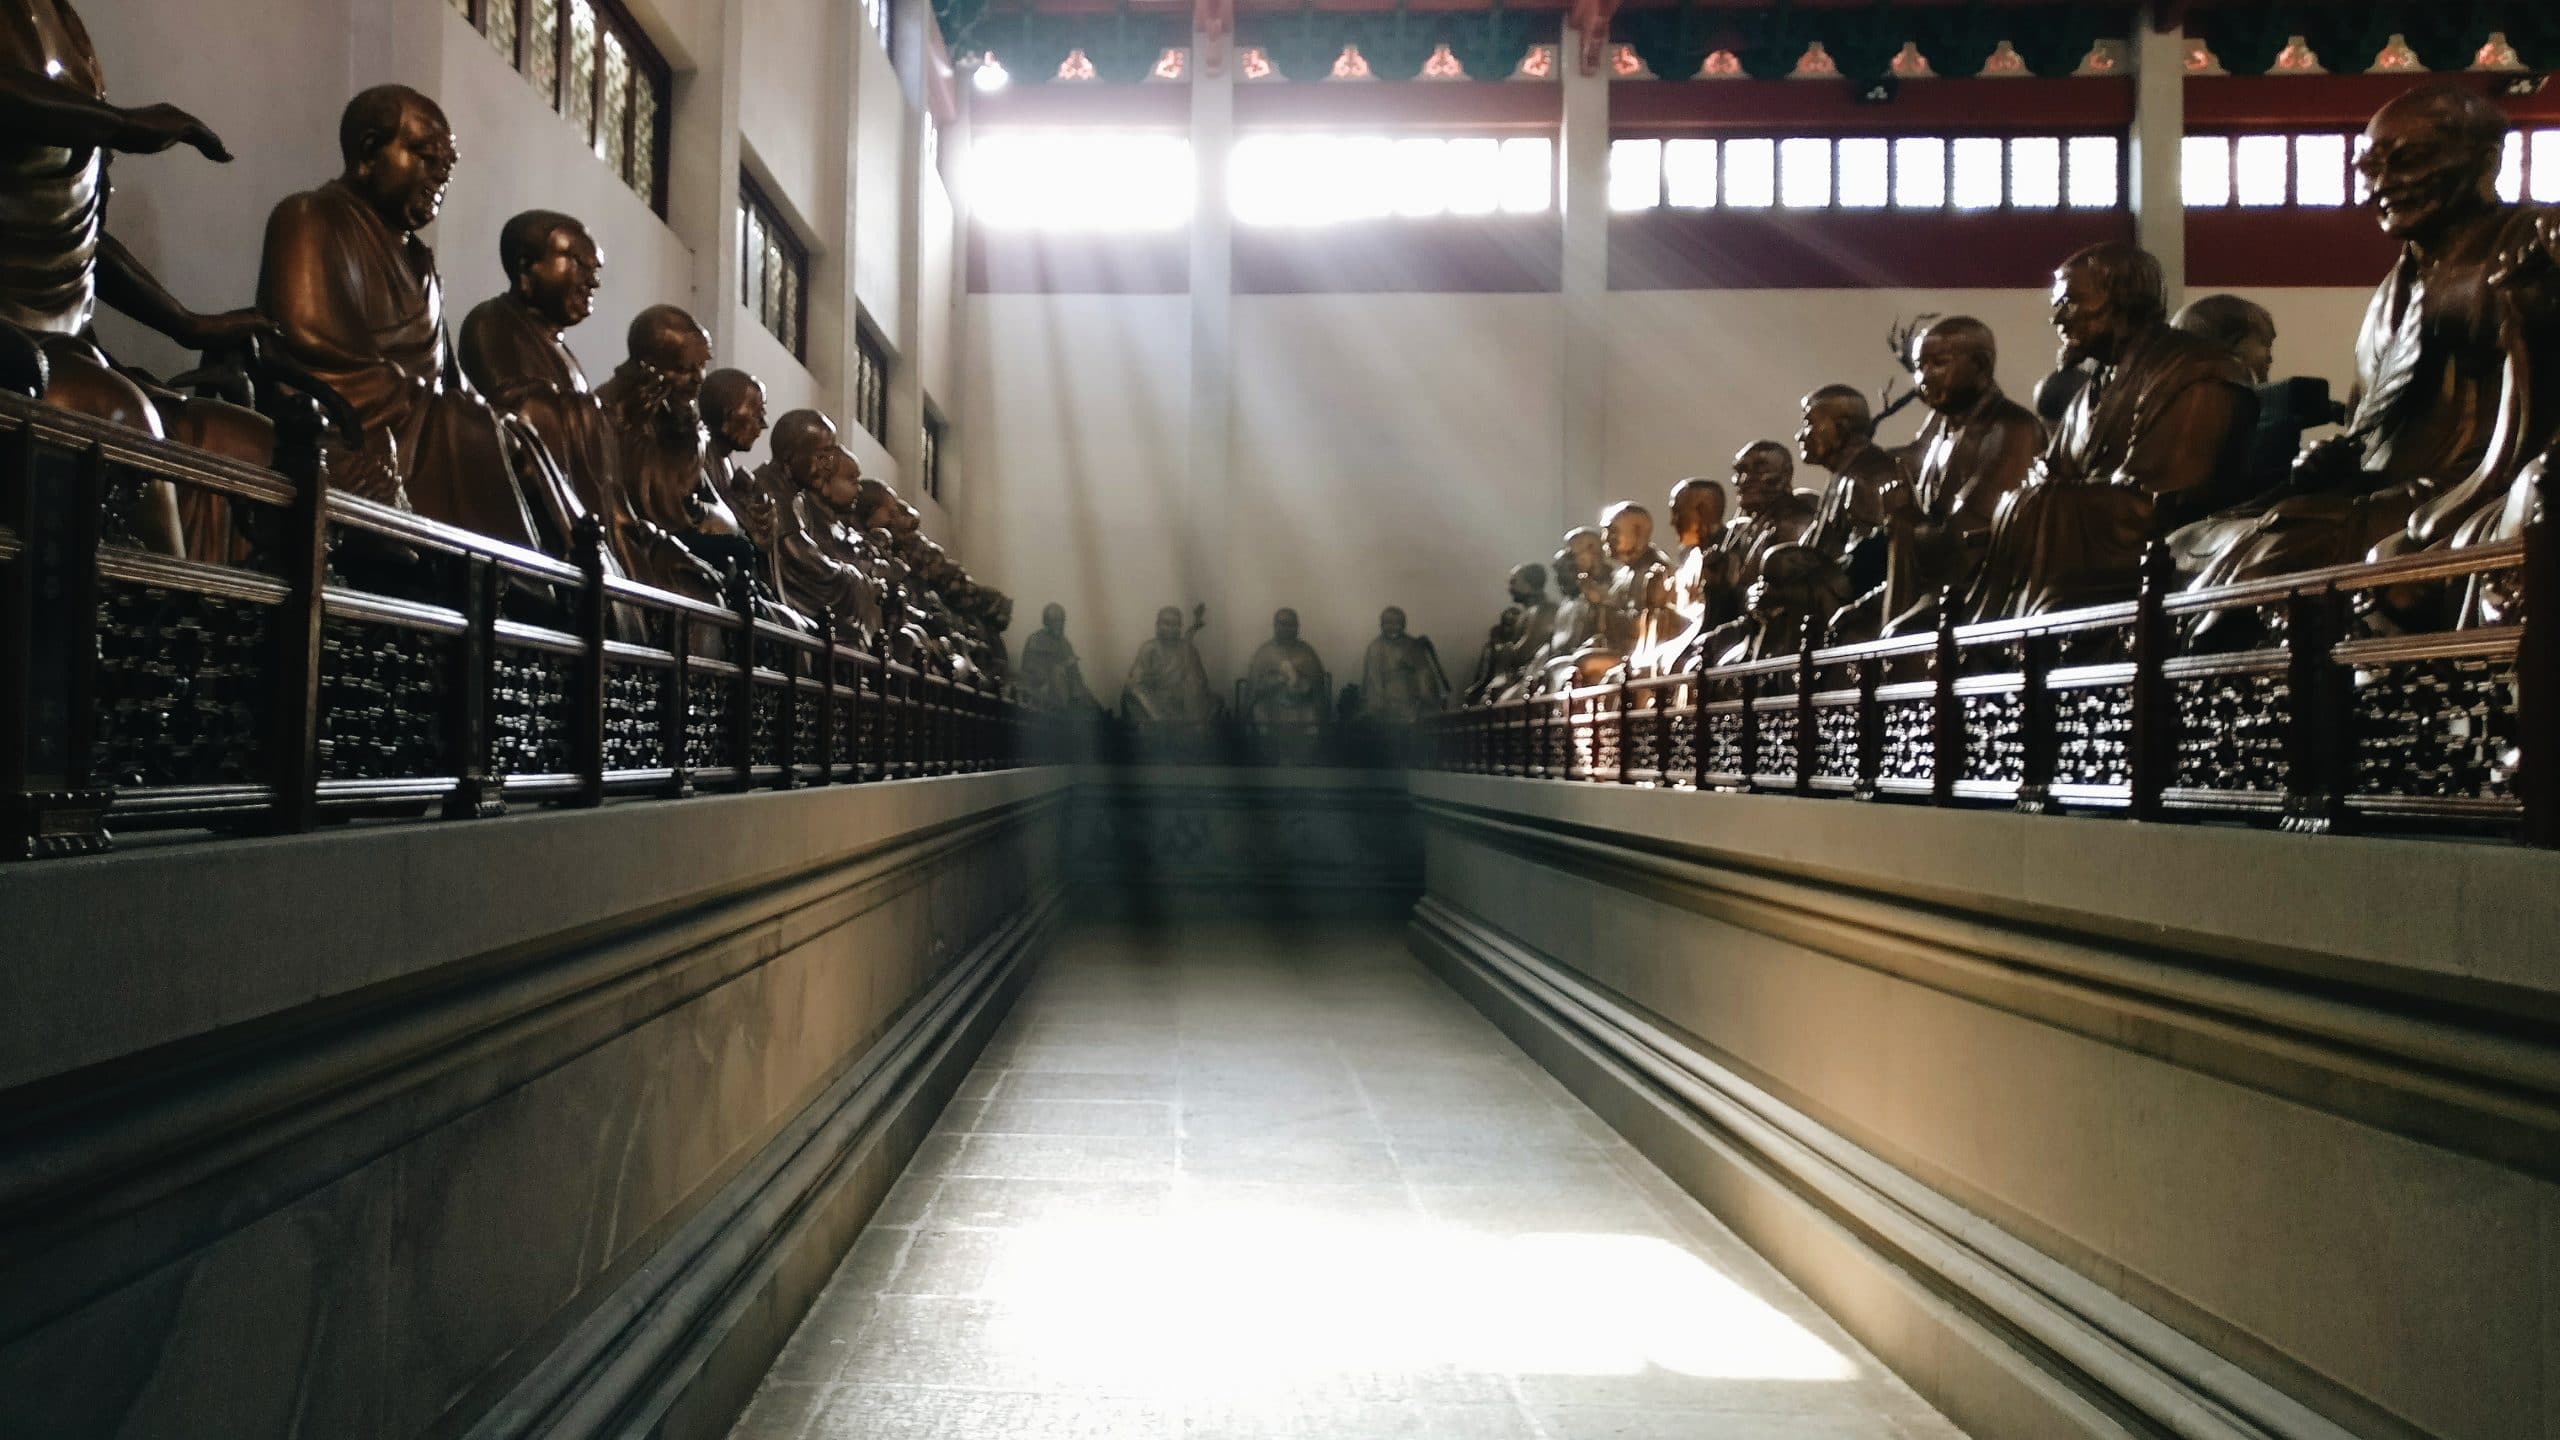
[6,1,2560,1438]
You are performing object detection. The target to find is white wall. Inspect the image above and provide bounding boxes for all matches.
[961,277,2378,705]
[85,0,960,496]
[956,294,1191,682]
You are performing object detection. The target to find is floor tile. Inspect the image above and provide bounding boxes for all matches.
[727,922,1962,1440]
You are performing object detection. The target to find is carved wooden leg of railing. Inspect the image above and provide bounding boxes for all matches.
[2281,585,2352,836]
[2015,630,2055,816]
[664,607,695,799]
[2519,466,2557,848]
[444,554,506,819]
[569,516,608,809]
[1,427,112,857]
[269,411,329,835]
[2129,542,2173,823]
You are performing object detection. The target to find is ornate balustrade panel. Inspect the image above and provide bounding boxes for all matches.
[1422,502,2558,849]
[0,392,1044,861]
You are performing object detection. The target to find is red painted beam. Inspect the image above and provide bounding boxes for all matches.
[1613,76,2134,136]
[2187,74,2560,130]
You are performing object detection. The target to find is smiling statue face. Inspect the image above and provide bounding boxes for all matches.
[1379,607,1406,638]
[1733,446,1793,510]
[359,102,457,233]
[2359,95,2498,244]
[523,225,603,329]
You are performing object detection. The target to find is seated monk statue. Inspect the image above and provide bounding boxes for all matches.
[593,305,761,592]
[1356,606,1448,723]
[1466,561,1556,702]
[1510,527,1619,695]
[260,86,562,550]
[1122,604,1220,723]
[2175,85,2560,602]
[758,410,877,634]
[1018,603,1100,711]
[1861,316,2040,637]
[1243,608,1328,726]
[1634,477,1729,673]
[2,0,296,557]
[1964,241,2253,622]
[698,366,791,602]
[1598,501,1675,662]
[1679,442,1820,667]
[1794,385,1908,642]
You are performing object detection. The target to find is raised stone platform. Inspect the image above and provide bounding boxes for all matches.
[0,772,1066,1440]
[1409,771,2560,1440]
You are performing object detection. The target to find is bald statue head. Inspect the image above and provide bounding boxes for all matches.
[2362,83,2506,244]
[625,305,713,403]
[1668,477,1727,548]
[2173,294,2277,384]
[1272,608,1301,644]
[498,210,602,329]
[701,368,768,455]
[1914,316,2001,414]
[2052,242,2167,369]
[1796,385,1874,471]
[769,409,838,492]
[340,85,454,233]
[1506,560,1549,605]
[1733,441,1796,513]
[1600,502,1655,566]
[1562,525,1608,582]
[1378,606,1408,638]
[1155,606,1186,645]
[1042,602,1067,635]
[852,476,899,530]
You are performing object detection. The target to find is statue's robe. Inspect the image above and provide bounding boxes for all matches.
[1360,634,1446,722]
[706,448,793,604]
[1804,441,1902,568]
[1602,544,1674,655]
[1510,568,1616,696]
[1877,384,2040,635]
[1679,496,1822,667]
[3,0,104,338]
[1965,325,2251,621]
[1017,627,1095,711]
[2175,204,2560,589]
[258,180,545,548]
[1244,639,1327,725]
[1123,636,1216,721]
[768,482,877,632]
[455,293,616,558]
[1468,596,1554,701]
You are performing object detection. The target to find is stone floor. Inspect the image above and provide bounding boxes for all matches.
[727,920,1967,1440]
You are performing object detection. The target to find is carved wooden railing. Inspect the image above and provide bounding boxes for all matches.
[1,392,1044,861]
[1427,475,2558,848]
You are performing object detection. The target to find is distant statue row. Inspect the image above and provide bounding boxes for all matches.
[1,15,1009,680]
[1470,81,2554,697]
[1015,603,1449,725]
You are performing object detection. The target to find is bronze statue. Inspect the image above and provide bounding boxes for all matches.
[1797,385,1901,575]
[760,410,875,629]
[1355,606,1448,722]
[1637,477,1729,673]
[1599,501,1675,656]
[1964,242,2252,621]
[1866,317,2040,635]
[3,0,279,553]
[1243,608,1328,726]
[1017,602,1098,711]
[1680,443,1822,668]
[1510,527,1617,695]
[455,209,636,561]
[1121,604,1219,722]
[1465,561,1555,701]
[2175,85,2560,601]
[700,367,789,601]
[260,86,556,548]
